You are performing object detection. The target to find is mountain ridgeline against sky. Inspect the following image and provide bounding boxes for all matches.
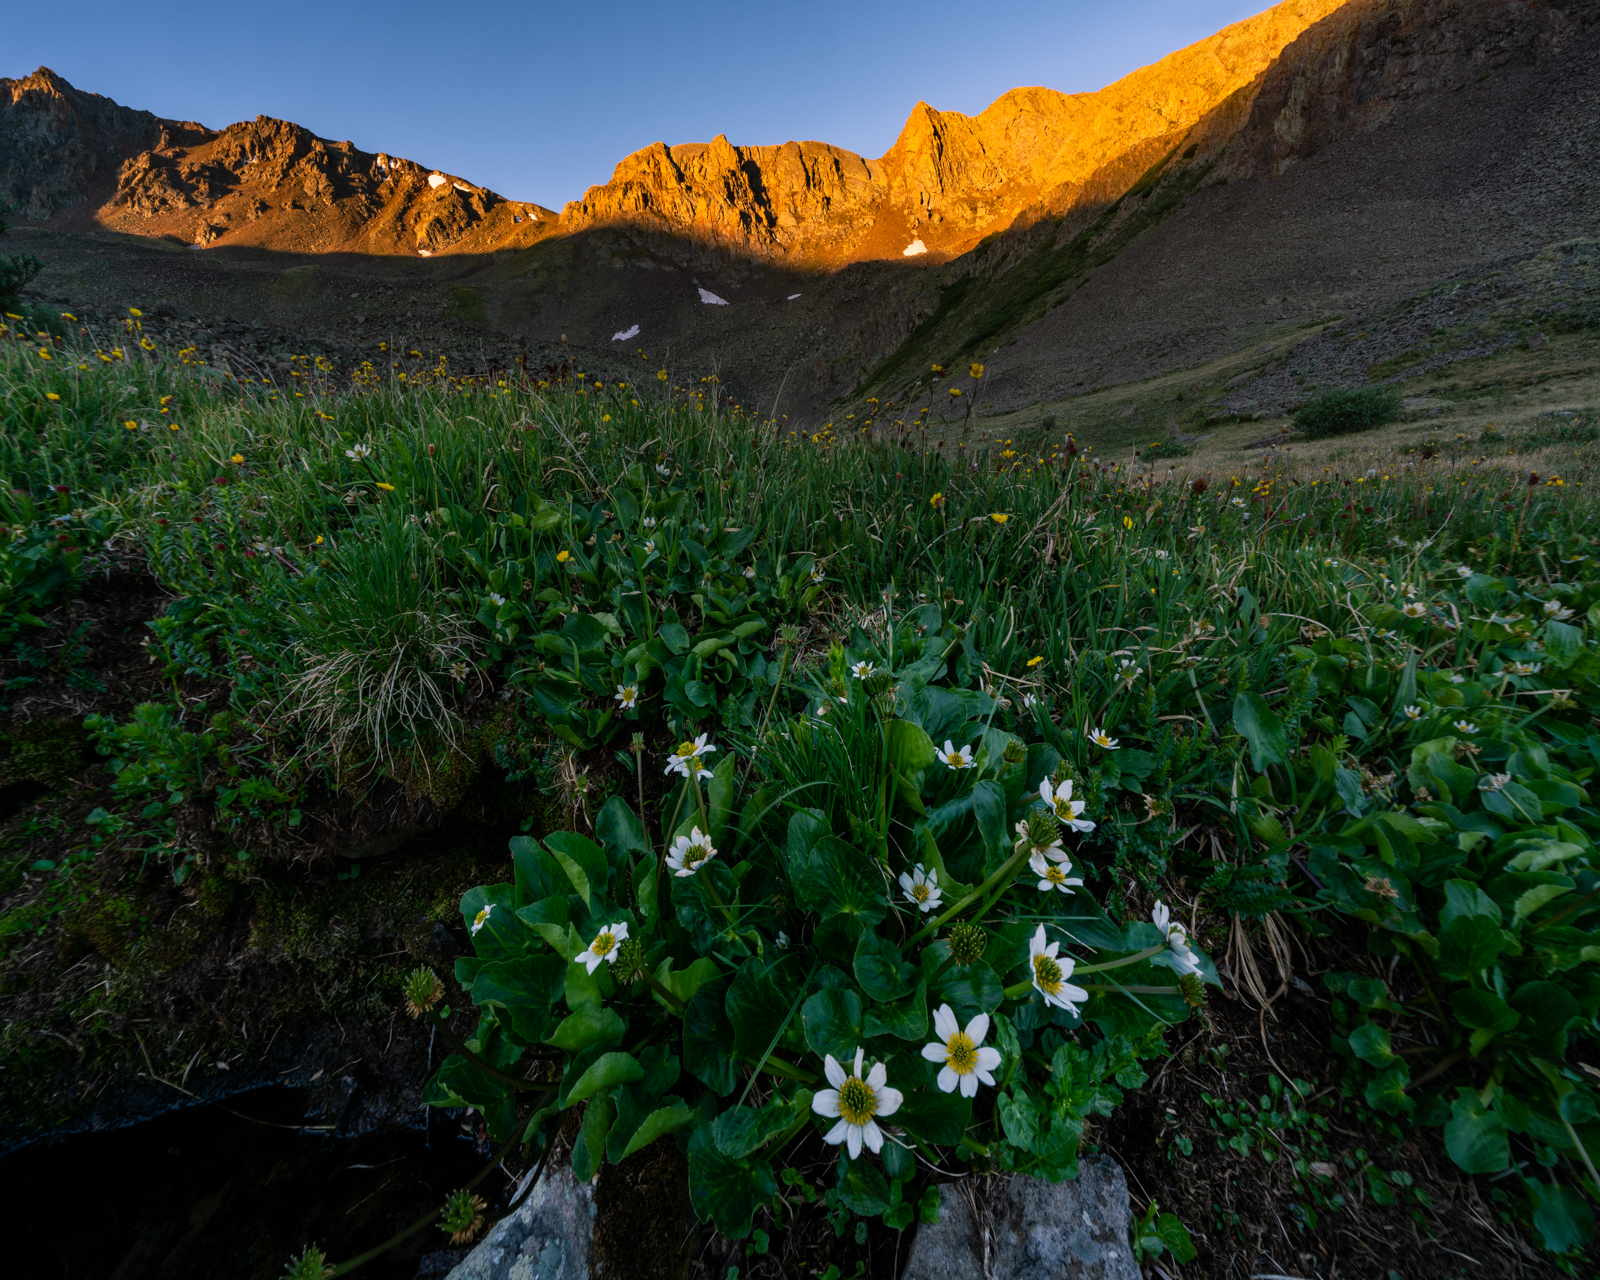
[3,0,1350,263]
[4,0,1599,422]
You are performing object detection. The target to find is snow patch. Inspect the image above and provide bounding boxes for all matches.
[418,249,433,257]
[787,293,801,300]
[453,181,471,192]
[427,173,447,189]
[902,239,927,257]
[612,324,640,341]
[698,288,729,305]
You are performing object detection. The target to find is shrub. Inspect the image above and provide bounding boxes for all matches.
[0,202,42,315]
[1292,385,1402,439]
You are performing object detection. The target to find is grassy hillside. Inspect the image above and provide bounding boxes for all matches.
[4,311,1600,1278]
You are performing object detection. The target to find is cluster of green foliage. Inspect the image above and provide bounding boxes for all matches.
[0,202,42,316]
[5,327,1600,1266]
[1293,385,1403,439]
[423,613,1215,1244]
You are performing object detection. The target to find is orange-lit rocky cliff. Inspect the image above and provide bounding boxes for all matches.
[4,0,1348,263]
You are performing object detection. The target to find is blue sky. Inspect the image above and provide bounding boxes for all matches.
[9,1,1269,208]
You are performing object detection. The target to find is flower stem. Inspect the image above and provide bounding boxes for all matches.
[906,842,1032,947]
[424,1010,548,1092]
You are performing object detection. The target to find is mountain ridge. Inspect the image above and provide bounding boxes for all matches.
[3,0,1348,264]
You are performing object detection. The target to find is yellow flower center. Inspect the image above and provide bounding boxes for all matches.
[1043,866,1067,886]
[473,907,490,930]
[944,1032,977,1073]
[912,883,930,903]
[674,741,696,758]
[837,1076,877,1125]
[591,930,617,958]
[1033,953,1064,993]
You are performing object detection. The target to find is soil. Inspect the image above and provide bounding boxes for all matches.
[1100,915,1574,1280]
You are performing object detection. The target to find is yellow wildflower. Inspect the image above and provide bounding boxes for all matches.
[970,363,984,378]
[990,513,1009,524]
[375,482,395,491]
[557,549,571,564]
[46,392,60,401]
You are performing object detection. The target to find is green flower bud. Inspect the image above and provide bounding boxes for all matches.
[440,1190,488,1244]
[1179,972,1206,1009]
[281,1245,333,1280]
[949,922,987,965]
[402,966,443,1019]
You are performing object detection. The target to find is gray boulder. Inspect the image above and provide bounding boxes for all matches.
[444,1161,594,1280]
[901,1156,1140,1280]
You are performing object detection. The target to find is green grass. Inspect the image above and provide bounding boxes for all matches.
[8,322,1600,1261]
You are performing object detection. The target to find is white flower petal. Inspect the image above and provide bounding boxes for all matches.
[866,1061,887,1090]
[965,1013,990,1045]
[812,1089,841,1117]
[933,1004,958,1041]
[922,1041,949,1063]
[861,1120,884,1154]
[960,1072,979,1098]
[845,1123,863,1160]
[823,1118,850,1146]
[937,1064,959,1093]
[975,1047,1003,1072]
[824,1055,846,1088]
[875,1086,903,1117]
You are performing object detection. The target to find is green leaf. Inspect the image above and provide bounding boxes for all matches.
[929,960,1004,1025]
[728,959,803,1060]
[1155,1212,1198,1264]
[1529,1178,1595,1253]
[547,1004,625,1052]
[1438,914,1505,980]
[802,987,864,1063]
[565,1051,644,1105]
[1363,1063,1411,1114]
[998,1088,1040,1150]
[510,836,559,904]
[707,754,739,848]
[1233,693,1288,771]
[1545,620,1585,670]
[971,780,1010,871]
[713,1099,806,1160]
[1440,880,1501,931]
[658,622,691,654]
[834,1157,890,1215]
[571,1092,615,1183]
[854,932,919,1001]
[788,836,888,925]
[688,1125,776,1239]
[596,798,649,862]
[895,1089,972,1145]
[1510,980,1581,1056]
[1348,1022,1396,1067]
[683,980,737,1095]
[1444,1087,1510,1174]
[1450,988,1520,1032]
[616,1105,695,1161]
[886,720,938,782]
[863,981,928,1041]
[545,832,610,905]
[470,954,565,1044]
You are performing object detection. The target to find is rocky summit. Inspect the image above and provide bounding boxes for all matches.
[4,0,1599,422]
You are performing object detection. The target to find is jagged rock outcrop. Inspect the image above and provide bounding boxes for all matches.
[560,0,1350,266]
[96,114,560,256]
[0,68,177,221]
